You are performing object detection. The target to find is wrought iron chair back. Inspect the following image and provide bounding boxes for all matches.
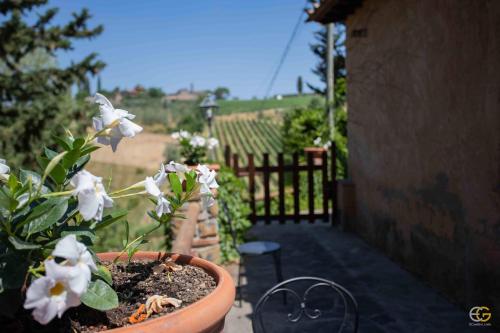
[252,277,359,333]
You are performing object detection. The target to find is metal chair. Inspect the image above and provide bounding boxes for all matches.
[252,277,359,333]
[220,201,283,306]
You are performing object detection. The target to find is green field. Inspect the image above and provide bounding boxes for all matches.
[118,94,320,130]
[214,118,282,164]
[217,95,318,115]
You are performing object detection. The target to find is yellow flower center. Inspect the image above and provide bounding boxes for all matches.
[50,282,65,296]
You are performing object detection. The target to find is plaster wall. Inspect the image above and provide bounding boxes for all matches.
[345,0,500,322]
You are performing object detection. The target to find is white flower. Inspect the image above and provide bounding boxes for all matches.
[323,141,332,149]
[145,177,171,217]
[24,260,82,325]
[196,165,218,207]
[313,137,322,146]
[190,135,206,148]
[171,130,191,141]
[153,163,167,187]
[93,93,143,152]
[70,170,113,221]
[165,161,189,173]
[0,158,9,179]
[52,235,97,295]
[201,195,216,209]
[165,161,189,182]
[207,138,219,150]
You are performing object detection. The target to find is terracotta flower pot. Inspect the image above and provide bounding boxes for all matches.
[303,147,326,166]
[97,251,235,333]
[303,147,327,158]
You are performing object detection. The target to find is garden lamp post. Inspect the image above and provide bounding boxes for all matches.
[200,94,219,160]
[199,94,219,138]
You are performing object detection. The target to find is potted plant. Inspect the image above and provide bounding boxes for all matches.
[0,94,234,332]
[170,131,220,171]
[303,137,331,166]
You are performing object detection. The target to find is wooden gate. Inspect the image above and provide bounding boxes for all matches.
[224,145,337,225]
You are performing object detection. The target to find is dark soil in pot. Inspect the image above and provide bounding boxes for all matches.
[12,259,216,333]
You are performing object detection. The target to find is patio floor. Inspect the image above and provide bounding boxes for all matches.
[223,222,496,333]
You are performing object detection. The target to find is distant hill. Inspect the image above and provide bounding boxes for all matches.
[218,94,320,115]
[115,94,322,132]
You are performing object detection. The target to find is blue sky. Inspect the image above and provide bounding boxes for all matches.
[51,0,323,99]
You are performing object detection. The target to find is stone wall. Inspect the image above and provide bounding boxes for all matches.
[172,197,221,264]
[191,204,221,263]
[344,0,500,323]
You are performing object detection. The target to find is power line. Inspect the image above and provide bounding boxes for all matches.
[261,3,307,101]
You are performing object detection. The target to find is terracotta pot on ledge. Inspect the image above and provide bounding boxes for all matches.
[303,147,326,165]
[97,251,235,333]
[303,147,326,158]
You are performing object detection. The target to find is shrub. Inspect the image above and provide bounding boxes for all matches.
[282,107,328,154]
[170,131,218,165]
[216,167,251,263]
[282,105,348,178]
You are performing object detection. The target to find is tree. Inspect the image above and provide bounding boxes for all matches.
[214,87,230,100]
[0,0,105,166]
[97,75,102,92]
[297,76,303,95]
[147,87,164,98]
[307,25,346,104]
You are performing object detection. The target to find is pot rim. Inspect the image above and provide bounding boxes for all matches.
[303,146,327,152]
[96,251,235,333]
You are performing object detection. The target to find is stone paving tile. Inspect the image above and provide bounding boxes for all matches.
[224,222,497,333]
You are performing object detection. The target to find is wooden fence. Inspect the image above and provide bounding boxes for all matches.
[224,145,337,225]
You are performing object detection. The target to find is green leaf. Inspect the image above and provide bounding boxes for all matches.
[27,199,68,235]
[20,170,42,187]
[75,154,90,171]
[51,135,73,151]
[168,173,182,196]
[123,221,130,247]
[7,174,19,193]
[185,172,196,192]
[94,265,113,285]
[0,188,16,216]
[60,226,96,242]
[94,209,127,230]
[43,151,67,180]
[44,147,58,159]
[80,145,100,156]
[8,236,41,250]
[43,147,57,160]
[16,198,55,231]
[38,156,66,185]
[62,149,81,169]
[81,280,118,311]
[127,240,146,262]
[72,138,86,150]
[147,210,160,222]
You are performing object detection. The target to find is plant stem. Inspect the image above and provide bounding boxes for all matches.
[112,223,161,263]
[111,191,147,199]
[109,181,145,196]
[41,190,73,198]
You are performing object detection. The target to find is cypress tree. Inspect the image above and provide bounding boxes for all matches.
[0,0,105,166]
